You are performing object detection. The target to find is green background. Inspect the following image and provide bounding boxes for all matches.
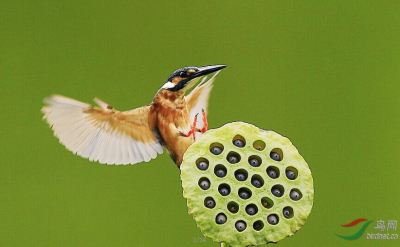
[1,0,399,246]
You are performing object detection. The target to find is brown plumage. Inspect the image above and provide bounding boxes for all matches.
[42,65,226,167]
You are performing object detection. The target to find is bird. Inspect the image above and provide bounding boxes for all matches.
[42,64,226,167]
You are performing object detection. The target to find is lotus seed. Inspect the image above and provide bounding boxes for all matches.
[261,197,274,209]
[198,178,210,190]
[239,188,252,199]
[252,179,261,188]
[251,175,264,188]
[197,160,208,170]
[216,213,227,224]
[214,165,227,178]
[267,166,279,179]
[267,214,279,225]
[233,139,245,147]
[253,140,266,151]
[271,185,284,197]
[218,184,231,196]
[235,221,247,232]
[227,202,239,213]
[286,170,296,179]
[283,206,293,218]
[253,220,264,231]
[235,169,248,181]
[245,204,258,215]
[248,156,261,167]
[286,167,298,180]
[204,197,216,209]
[211,146,223,155]
[216,170,225,177]
[290,189,302,201]
[270,151,281,161]
[272,188,281,197]
[227,152,240,164]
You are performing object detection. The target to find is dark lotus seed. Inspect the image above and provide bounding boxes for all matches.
[235,169,248,181]
[214,165,227,178]
[204,197,216,209]
[219,187,229,196]
[272,188,281,197]
[286,170,296,179]
[211,146,223,155]
[248,156,261,167]
[283,209,290,217]
[252,179,261,188]
[267,214,279,225]
[268,169,277,178]
[267,166,279,179]
[235,221,247,232]
[238,188,252,199]
[218,184,231,196]
[227,201,239,213]
[253,140,266,151]
[216,213,227,224]
[286,167,298,180]
[253,220,264,231]
[197,161,208,170]
[270,152,281,161]
[227,152,240,163]
[283,206,293,218]
[236,173,246,180]
[198,178,210,190]
[240,191,250,199]
[216,169,225,177]
[261,197,274,209]
[251,175,264,188]
[245,204,258,216]
[233,139,245,147]
[271,185,284,197]
[229,156,238,163]
[290,189,302,201]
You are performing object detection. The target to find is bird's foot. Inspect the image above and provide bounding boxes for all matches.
[179,113,198,140]
[197,109,208,133]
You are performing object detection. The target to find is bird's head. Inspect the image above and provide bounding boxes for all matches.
[161,65,226,92]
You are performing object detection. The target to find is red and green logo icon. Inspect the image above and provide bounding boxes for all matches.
[336,218,373,240]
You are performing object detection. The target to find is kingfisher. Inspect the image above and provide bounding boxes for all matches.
[42,65,226,167]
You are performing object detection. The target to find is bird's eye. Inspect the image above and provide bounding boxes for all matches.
[179,71,187,77]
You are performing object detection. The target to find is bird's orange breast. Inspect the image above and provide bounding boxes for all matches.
[151,90,194,165]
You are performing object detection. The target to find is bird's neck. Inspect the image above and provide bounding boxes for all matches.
[153,90,186,109]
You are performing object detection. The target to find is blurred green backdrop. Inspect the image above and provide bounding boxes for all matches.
[1,0,399,246]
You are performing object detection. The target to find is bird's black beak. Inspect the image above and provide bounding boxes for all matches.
[191,64,227,79]
[166,64,227,92]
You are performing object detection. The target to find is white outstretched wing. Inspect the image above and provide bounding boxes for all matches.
[42,95,163,165]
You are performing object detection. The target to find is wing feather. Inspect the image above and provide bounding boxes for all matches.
[42,95,163,165]
[185,72,220,128]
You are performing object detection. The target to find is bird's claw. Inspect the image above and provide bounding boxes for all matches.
[199,108,208,133]
[179,113,199,140]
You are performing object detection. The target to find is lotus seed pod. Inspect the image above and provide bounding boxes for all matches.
[180,122,314,247]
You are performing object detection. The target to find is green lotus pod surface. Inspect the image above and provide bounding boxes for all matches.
[180,122,314,247]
